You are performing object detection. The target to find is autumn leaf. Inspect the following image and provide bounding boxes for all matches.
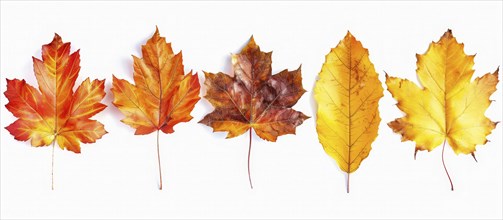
[386,29,499,190]
[314,32,383,193]
[111,27,200,190]
[199,36,309,189]
[4,34,107,189]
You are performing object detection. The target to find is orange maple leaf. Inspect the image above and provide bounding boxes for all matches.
[4,34,107,189]
[200,37,309,188]
[111,28,201,190]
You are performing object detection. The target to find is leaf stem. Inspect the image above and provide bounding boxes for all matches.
[157,130,163,190]
[51,140,55,190]
[248,129,253,189]
[441,139,454,191]
[347,172,350,193]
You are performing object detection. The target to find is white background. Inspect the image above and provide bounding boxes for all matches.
[1,1,502,219]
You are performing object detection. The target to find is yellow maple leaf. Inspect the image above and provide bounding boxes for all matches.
[386,29,499,190]
[314,32,384,193]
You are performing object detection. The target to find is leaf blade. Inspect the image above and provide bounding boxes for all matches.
[4,34,107,153]
[111,28,200,135]
[387,29,499,155]
[200,37,308,142]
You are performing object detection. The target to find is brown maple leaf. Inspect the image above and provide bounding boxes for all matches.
[200,36,309,188]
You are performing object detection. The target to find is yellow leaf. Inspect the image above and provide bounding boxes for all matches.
[386,29,499,190]
[314,32,384,192]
